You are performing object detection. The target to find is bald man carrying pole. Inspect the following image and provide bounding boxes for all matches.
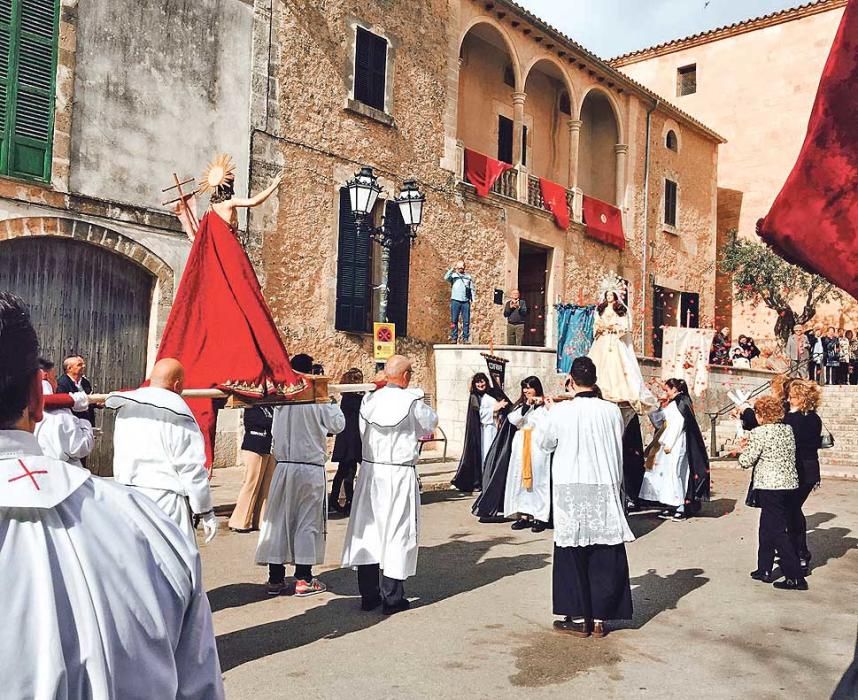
[106,358,217,549]
[341,354,438,614]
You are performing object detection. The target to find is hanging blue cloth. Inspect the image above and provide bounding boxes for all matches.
[556,304,596,373]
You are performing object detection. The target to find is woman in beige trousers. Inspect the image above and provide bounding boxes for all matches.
[229,406,275,532]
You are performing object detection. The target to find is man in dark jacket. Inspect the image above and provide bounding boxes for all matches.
[503,290,528,345]
[56,355,95,425]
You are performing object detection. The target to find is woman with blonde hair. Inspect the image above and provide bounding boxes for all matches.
[739,395,806,590]
[784,380,823,575]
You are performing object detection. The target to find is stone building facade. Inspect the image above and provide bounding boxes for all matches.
[262,0,723,393]
[613,0,854,342]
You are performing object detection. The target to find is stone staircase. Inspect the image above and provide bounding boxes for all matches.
[817,385,858,479]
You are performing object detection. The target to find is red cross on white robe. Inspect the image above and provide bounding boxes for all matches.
[8,459,48,491]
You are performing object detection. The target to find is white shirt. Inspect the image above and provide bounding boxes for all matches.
[35,382,94,468]
[0,430,224,699]
[106,387,212,515]
[538,394,634,547]
[271,401,345,465]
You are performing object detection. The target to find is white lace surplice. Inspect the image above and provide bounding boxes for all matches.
[537,397,634,547]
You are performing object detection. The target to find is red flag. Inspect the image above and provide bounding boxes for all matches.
[464,148,513,197]
[539,177,570,230]
[582,195,625,250]
[757,0,858,298]
[156,212,306,465]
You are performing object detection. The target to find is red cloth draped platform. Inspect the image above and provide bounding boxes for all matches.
[757,0,858,298]
[156,211,305,466]
[582,195,625,250]
[464,148,513,197]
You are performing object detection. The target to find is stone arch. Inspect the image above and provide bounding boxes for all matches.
[522,55,578,112]
[459,17,523,90]
[0,216,174,315]
[579,85,625,142]
[578,87,624,204]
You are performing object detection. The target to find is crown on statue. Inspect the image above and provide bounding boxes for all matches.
[597,272,627,304]
[198,153,236,194]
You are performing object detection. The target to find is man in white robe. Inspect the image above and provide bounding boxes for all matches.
[0,292,224,698]
[35,361,94,469]
[106,358,217,549]
[538,356,634,638]
[341,354,438,614]
[256,353,345,596]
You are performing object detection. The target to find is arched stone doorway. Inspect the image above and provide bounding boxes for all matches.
[578,89,622,205]
[0,219,173,475]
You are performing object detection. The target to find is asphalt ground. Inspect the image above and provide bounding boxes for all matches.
[201,466,858,699]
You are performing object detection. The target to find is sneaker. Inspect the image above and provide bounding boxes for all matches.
[382,599,411,615]
[267,580,287,596]
[295,578,327,597]
[671,511,687,521]
[657,510,673,520]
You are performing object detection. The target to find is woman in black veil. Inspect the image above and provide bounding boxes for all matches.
[673,379,711,514]
[472,380,518,522]
[451,373,499,493]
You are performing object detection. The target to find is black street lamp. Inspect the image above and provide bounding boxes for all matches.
[345,166,426,324]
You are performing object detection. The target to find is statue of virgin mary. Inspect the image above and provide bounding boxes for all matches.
[587,274,656,413]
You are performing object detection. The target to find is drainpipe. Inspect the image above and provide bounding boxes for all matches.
[640,98,659,351]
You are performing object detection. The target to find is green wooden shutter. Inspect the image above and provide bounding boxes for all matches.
[0,1,12,172]
[384,201,410,336]
[335,188,373,333]
[5,0,58,182]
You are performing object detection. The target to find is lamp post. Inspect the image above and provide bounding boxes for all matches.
[345,166,426,325]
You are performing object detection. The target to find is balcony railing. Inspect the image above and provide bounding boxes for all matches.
[491,167,518,199]
[456,141,584,223]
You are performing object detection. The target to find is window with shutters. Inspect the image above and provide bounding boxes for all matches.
[676,64,697,97]
[354,26,388,113]
[0,0,59,183]
[384,200,410,336]
[664,179,678,229]
[497,115,513,165]
[335,187,373,333]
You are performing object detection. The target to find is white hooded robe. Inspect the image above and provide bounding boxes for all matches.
[106,387,212,547]
[341,385,438,580]
[0,430,224,699]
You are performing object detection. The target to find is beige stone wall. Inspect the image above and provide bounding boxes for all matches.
[617,5,855,342]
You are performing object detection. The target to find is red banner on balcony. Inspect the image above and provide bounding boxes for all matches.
[539,177,569,230]
[582,195,625,250]
[464,148,513,198]
[756,1,858,299]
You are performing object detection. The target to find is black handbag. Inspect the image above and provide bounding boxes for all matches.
[820,421,835,449]
[745,468,761,508]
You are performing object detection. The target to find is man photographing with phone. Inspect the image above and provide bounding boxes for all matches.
[444,260,475,344]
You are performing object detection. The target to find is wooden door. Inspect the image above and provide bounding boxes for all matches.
[517,242,549,347]
[0,236,154,475]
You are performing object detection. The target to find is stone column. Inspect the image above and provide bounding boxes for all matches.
[567,119,582,189]
[512,91,527,202]
[614,143,628,208]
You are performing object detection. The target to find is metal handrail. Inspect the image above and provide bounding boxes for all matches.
[706,356,813,457]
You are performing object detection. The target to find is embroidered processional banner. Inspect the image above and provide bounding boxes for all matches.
[555,304,596,373]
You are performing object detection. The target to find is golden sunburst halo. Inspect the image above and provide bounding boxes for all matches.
[198,153,236,194]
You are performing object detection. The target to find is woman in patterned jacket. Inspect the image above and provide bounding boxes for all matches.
[739,396,806,591]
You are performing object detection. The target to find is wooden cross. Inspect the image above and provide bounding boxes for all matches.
[161,173,200,235]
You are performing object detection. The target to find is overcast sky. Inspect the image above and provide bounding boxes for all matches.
[515,0,805,58]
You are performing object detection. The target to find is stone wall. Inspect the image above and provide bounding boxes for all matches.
[69,0,254,210]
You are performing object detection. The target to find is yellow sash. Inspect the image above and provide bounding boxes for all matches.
[522,426,533,490]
